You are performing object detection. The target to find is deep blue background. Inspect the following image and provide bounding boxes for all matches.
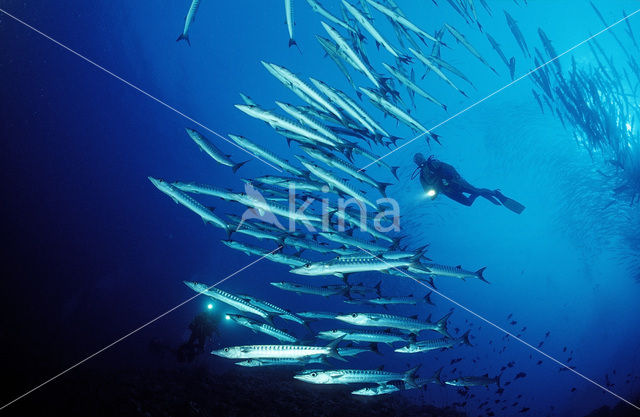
[1,1,640,416]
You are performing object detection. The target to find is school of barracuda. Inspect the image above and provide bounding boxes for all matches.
[165,0,639,399]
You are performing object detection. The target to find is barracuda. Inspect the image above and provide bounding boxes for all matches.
[315,35,359,91]
[225,314,298,343]
[382,63,447,112]
[321,22,380,87]
[445,374,500,387]
[317,328,409,345]
[271,281,350,297]
[335,311,452,337]
[423,263,489,283]
[236,104,338,147]
[297,311,343,320]
[183,281,275,322]
[302,146,390,195]
[352,384,399,396]
[176,0,200,45]
[148,178,229,232]
[262,62,344,120]
[365,0,439,44]
[367,292,434,306]
[359,87,428,134]
[171,181,242,202]
[319,231,393,253]
[444,23,497,73]
[238,294,306,326]
[228,134,304,176]
[342,0,402,59]
[309,78,377,135]
[211,337,346,361]
[290,254,427,278]
[410,48,468,98]
[299,159,378,210]
[185,128,247,173]
[221,240,269,257]
[395,330,471,353]
[275,101,344,145]
[307,0,360,36]
[253,175,326,193]
[294,366,420,387]
[234,193,323,224]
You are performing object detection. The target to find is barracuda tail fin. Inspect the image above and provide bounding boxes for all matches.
[434,366,445,386]
[377,182,393,197]
[424,291,435,305]
[232,160,249,173]
[326,335,347,362]
[475,267,489,283]
[461,330,472,346]
[434,311,453,338]
[390,166,399,180]
[176,33,190,46]
[369,342,382,356]
[403,364,421,388]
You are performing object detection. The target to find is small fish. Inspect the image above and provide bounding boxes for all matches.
[177,0,201,45]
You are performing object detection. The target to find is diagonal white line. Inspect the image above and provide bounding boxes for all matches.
[355,246,640,411]
[357,7,640,172]
[0,8,283,173]
[0,246,283,412]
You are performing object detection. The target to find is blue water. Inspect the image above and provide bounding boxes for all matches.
[2,1,640,416]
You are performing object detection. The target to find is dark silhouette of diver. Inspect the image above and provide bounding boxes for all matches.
[175,311,221,362]
[412,153,525,214]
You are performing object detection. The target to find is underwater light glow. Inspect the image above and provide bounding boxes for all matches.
[426,189,437,197]
[207,303,213,310]
[225,314,230,320]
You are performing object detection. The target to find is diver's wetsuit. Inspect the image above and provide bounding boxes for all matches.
[413,153,525,213]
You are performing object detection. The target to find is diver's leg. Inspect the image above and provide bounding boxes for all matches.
[446,191,477,206]
[471,187,501,205]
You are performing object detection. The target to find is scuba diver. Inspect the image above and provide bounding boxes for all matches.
[175,310,221,362]
[412,153,526,214]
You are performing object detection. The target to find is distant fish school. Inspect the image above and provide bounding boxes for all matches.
[163,0,638,405]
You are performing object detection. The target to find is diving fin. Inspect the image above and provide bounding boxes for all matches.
[494,190,525,214]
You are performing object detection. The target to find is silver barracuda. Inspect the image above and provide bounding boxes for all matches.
[317,328,409,345]
[382,63,447,111]
[352,384,400,396]
[319,231,392,253]
[275,101,344,145]
[321,22,380,87]
[359,87,429,133]
[235,104,338,147]
[422,263,489,283]
[262,62,344,120]
[176,0,200,45]
[307,0,360,36]
[284,0,297,48]
[149,177,229,232]
[395,330,471,353]
[335,311,452,336]
[185,128,247,173]
[211,337,346,361]
[444,23,497,73]
[225,314,298,343]
[409,48,468,97]
[365,0,439,44]
[445,374,500,387]
[238,294,306,326]
[271,281,351,297]
[228,134,303,176]
[290,254,428,278]
[294,366,420,387]
[183,281,275,322]
[299,159,378,210]
[342,0,403,59]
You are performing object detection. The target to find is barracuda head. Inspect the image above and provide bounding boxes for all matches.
[293,370,333,384]
[394,345,412,353]
[335,312,370,326]
[316,329,346,339]
[183,280,210,294]
[444,378,464,387]
[225,314,250,326]
[234,359,263,367]
[289,261,328,275]
[211,346,244,359]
